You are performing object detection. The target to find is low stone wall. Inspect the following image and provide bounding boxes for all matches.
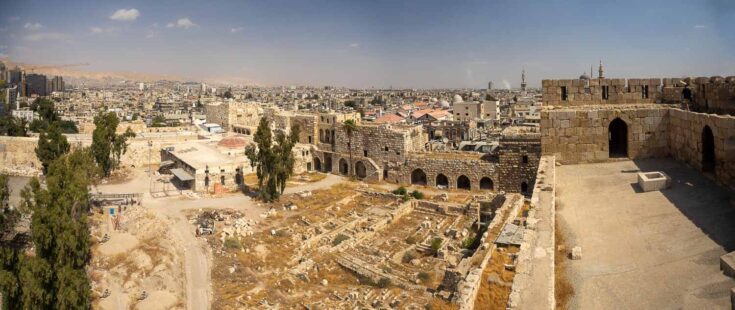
[507,156,556,310]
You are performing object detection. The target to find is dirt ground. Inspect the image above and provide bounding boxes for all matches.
[90,204,185,310]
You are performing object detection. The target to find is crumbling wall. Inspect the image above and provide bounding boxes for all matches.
[497,135,541,194]
[540,105,670,164]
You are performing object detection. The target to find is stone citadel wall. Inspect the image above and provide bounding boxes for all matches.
[541,105,735,189]
[543,76,735,115]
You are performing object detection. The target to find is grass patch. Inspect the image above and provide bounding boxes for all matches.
[332,233,349,246]
[555,218,574,309]
[224,237,242,250]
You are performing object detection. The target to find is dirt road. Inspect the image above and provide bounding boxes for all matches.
[96,170,345,310]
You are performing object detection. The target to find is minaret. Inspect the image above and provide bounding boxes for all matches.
[521,68,527,91]
[598,60,604,79]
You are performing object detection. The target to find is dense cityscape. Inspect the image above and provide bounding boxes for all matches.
[0,1,734,310]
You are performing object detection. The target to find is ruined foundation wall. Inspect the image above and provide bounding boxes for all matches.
[540,106,670,164]
[402,154,498,190]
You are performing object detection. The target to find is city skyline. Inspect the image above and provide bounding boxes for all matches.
[1,0,734,88]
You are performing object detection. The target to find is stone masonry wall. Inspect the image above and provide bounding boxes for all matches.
[0,136,42,176]
[542,78,660,106]
[540,105,670,164]
[401,153,498,190]
[497,139,541,194]
[668,108,735,189]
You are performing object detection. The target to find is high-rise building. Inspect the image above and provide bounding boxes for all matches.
[50,76,64,92]
[139,82,145,91]
[7,67,22,86]
[26,74,48,97]
[487,81,493,91]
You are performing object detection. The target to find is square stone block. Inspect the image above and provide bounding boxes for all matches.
[637,171,671,192]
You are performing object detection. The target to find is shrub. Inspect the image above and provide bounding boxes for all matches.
[377,277,391,288]
[332,234,349,246]
[461,236,476,249]
[402,251,416,263]
[405,236,416,244]
[418,271,431,283]
[392,186,407,196]
[430,237,443,252]
[224,237,241,250]
[410,190,424,199]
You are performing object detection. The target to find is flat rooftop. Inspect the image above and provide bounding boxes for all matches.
[168,141,246,170]
[556,159,735,309]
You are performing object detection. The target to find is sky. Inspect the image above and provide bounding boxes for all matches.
[1,0,734,88]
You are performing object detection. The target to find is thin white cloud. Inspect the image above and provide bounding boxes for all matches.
[24,22,43,31]
[230,27,243,33]
[146,30,158,39]
[90,27,103,34]
[694,25,706,29]
[167,18,197,29]
[23,32,67,41]
[90,26,117,35]
[110,8,140,21]
[349,43,360,48]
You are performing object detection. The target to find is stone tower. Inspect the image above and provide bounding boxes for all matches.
[521,68,527,91]
[598,60,604,79]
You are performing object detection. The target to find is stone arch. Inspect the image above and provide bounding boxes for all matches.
[339,158,349,175]
[702,125,715,173]
[313,157,322,172]
[521,181,529,194]
[480,177,494,190]
[411,169,427,185]
[457,175,471,190]
[608,118,628,158]
[435,174,449,188]
[355,161,367,179]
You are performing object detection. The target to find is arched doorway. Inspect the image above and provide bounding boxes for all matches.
[411,169,427,185]
[436,174,449,188]
[314,157,322,172]
[325,156,333,173]
[521,182,529,194]
[609,118,628,158]
[457,175,471,190]
[702,126,715,173]
[355,161,367,179]
[480,177,494,190]
[339,158,349,175]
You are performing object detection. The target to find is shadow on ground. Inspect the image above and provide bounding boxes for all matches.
[633,158,735,252]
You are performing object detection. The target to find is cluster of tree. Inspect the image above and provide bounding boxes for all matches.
[222,88,234,99]
[91,112,135,176]
[35,123,70,174]
[29,98,78,134]
[0,116,28,137]
[245,117,300,202]
[0,148,97,309]
[0,174,13,229]
[150,115,179,127]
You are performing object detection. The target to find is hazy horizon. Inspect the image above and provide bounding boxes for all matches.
[1,0,734,88]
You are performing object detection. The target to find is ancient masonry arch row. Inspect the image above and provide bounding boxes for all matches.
[409,168,497,191]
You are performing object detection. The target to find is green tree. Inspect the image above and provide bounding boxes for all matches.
[0,149,96,310]
[0,116,28,137]
[245,117,300,202]
[35,123,71,174]
[92,112,134,176]
[151,115,166,127]
[342,119,357,177]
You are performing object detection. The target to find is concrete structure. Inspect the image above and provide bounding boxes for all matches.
[555,159,735,309]
[204,101,262,133]
[637,171,671,192]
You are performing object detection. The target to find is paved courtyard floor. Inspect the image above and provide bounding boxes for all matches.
[556,158,735,310]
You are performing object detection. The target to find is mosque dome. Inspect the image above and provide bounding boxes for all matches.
[453,94,464,103]
[579,73,590,80]
[439,100,450,108]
